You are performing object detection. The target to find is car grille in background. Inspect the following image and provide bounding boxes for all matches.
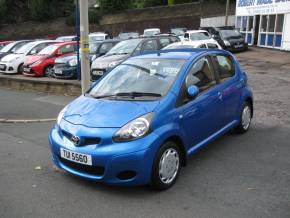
[61,130,101,146]
[54,63,67,68]
[59,156,105,176]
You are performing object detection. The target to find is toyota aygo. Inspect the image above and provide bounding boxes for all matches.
[49,49,253,190]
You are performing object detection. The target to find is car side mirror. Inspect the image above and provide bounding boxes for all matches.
[187,85,199,99]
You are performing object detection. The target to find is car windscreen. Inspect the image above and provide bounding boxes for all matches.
[189,32,211,41]
[89,58,185,100]
[219,29,242,39]
[90,35,105,41]
[164,44,195,49]
[118,33,139,40]
[38,44,59,55]
[171,29,185,36]
[106,39,142,55]
[89,42,102,54]
[0,42,15,52]
[144,30,160,37]
[15,42,38,54]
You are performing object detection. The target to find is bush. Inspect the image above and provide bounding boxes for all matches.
[65,9,101,26]
[29,0,58,21]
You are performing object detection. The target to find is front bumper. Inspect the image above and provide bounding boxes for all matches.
[48,122,161,185]
[53,65,77,79]
[0,62,18,74]
[22,65,42,77]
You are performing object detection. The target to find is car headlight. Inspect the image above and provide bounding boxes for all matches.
[224,40,231,46]
[108,60,121,68]
[68,59,78,67]
[113,113,154,142]
[57,107,67,126]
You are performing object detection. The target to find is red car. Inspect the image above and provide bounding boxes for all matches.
[0,41,14,50]
[23,41,77,77]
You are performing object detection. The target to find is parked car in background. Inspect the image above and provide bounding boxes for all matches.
[89,32,109,42]
[163,40,222,50]
[22,41,77,77]
[184,30,220,45]
[90,35,180,81]
[143,28,161,37]
[49,49,253,190]
[56,35,77,42]
[0,40,32,60]
[90,39,120,61]
[170,28,187,40]
[0,40,57,74]
[118,32,139,40]
[200,26,248,52]
[53,55,79,79]
[0,41,14,49]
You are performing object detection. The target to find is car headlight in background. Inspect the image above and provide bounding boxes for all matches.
[68,59,78,67]
[57,106,67,126]
[108,60,121,68]
[223,40,231,46]
[113,113,154,142]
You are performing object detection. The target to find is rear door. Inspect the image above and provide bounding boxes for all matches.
[211,53,242,125]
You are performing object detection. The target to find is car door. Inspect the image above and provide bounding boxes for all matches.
[175,56,224,151]
[211,53,242,125]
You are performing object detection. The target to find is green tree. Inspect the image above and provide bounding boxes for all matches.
[29,0,58,21]
[99,0,131,12]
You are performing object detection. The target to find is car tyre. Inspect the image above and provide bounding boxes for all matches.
[44,66,54,78]
[151,141,181,190]
[235,101,252,134]
[18,63,24,74]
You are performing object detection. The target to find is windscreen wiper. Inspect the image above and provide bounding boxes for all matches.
[90,92,161,99]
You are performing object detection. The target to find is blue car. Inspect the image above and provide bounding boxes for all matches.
[49,49,253,190]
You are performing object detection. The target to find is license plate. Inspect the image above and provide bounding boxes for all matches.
[0,64,5,70]
[92,70,103,76]
[234,44,243,48]
[54,69,62,74]
[60,148,92,166]
[23,67,30,72]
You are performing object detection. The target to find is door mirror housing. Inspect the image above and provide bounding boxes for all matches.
[187,85,199,99]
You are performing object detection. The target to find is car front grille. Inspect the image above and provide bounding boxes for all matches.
[61,130,101,146]
[59,156,105,176]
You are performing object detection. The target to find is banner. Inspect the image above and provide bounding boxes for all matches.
[236,0,290,16]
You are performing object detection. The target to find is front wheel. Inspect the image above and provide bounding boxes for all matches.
[151,141,181,190]
[44,66,54,77]
[235,102,252,133]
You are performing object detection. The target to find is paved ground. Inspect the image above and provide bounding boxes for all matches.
[0,47,290,218]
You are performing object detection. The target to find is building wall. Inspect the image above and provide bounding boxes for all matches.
[200,15,236,27]
[282,14,290,51]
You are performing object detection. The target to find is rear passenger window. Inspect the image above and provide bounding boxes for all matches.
[159,38,170,48]
[142,40,158,52]
[186,57,216,92]
[214,55,235,81]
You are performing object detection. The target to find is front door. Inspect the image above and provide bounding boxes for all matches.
[175,56,223,152]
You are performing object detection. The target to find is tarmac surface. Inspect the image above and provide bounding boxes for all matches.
[0,47,290,218]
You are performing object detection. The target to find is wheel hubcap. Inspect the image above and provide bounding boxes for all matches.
[159,148,179,184]
[45,67,54,77]
[242,106,251,130]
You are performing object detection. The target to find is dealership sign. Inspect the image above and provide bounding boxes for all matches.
[236,0,290,16]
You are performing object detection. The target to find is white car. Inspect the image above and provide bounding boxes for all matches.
[183,30,220,46]
[162,40,222,50]
[89,32,109,42]
[56,35,77,42]
[0,40,57,74]
[143,28,161,37]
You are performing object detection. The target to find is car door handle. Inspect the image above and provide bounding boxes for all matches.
[218,92,223,100]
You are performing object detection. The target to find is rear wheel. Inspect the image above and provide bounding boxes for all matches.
[151,141,181,190]
[235,102,252,133]
[44,66,54,77]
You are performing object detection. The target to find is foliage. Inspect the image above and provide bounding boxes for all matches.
[66,9,101,26]
[99,0,131,12]
[29,0,58,21]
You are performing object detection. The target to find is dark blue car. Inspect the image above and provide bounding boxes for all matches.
[49,49,253,190]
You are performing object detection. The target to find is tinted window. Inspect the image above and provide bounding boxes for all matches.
[99,42,114,54]
[186,57,216,92]
[207,43,218,49]
[213,55,235,81]
[29,43,50,55]
[60,44,75,54]
[199,44,207,48]
[142,40,158,52]
[159,38,170,48]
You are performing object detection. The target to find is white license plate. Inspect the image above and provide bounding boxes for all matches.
[54,69,62,74]
[92,70,103,76]
[60,148,92,166]
[234,44,243,48]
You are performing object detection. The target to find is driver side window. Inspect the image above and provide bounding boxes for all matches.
[185,56,216,92]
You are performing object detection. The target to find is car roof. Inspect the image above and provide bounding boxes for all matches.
[186,30,208,34]
[130,49,210,61]
[144,28,160,31]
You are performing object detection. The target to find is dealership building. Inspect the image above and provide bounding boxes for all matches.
[235,0,290,50]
